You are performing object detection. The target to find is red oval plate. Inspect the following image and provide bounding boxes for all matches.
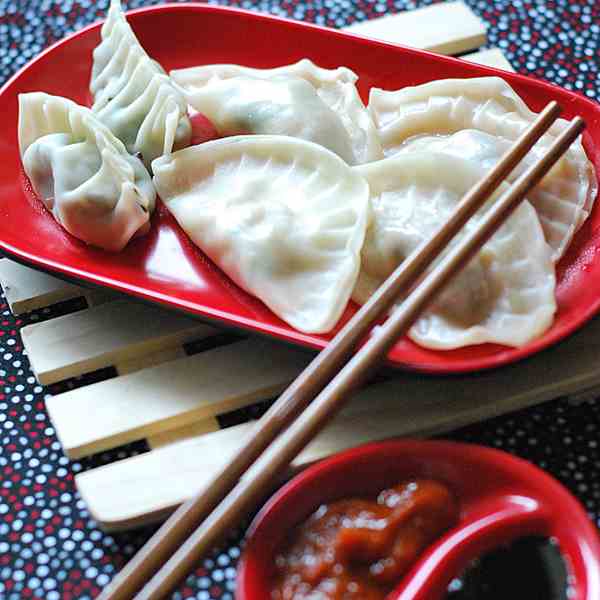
[1,3,600,374]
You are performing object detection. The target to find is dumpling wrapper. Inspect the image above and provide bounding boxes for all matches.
[90,0,191,167]
[353,153,556,349]
[166,74,356,164]
[19,92,155,252]
[171,59,383,165]
[369,77,597,261]
[152,135,370,333]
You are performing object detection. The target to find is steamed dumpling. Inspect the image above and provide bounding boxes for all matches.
[19,92,156,252]
[369,77,597,260]
[90,0,191,167]
[167,74,356,164]
[152,136,370,333]
[353,153,556,349]
[171,59,382,164]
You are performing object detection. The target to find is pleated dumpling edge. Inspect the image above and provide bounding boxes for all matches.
[19,92,156,252]
[90,0,191,167]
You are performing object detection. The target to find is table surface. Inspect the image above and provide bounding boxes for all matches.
[1,1,599,599]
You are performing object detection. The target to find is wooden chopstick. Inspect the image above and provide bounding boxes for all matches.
[99,101,573,600]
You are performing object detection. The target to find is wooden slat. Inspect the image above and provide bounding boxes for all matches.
[463,47,514,71]
[566,386,600,406]
[343,2,486,55]
[0,259,84,314]
[82,288,120,307]
[77,315,600,529]
[115,347,186,376]
[47,338,311,458]
[21,299,216,385]
[147,419,220,449]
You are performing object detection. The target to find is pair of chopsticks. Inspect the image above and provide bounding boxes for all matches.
[99,101,584,600]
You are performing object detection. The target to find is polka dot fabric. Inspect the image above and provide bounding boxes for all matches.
[0,0,599,598]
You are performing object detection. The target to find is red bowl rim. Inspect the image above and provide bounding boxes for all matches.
[237,439,600,600]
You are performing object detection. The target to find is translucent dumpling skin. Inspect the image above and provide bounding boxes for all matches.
[353,153,557,349]
[152,135,370,333]
[369,77,597,261]
[171,59,383,165]
[19,92,155,252]
[170,74,356,164]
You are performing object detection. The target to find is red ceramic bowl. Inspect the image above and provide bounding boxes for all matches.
[1,4,600,374]
[237,440,600,600]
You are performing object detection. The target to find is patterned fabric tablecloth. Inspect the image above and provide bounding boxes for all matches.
[0,1,599,599]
